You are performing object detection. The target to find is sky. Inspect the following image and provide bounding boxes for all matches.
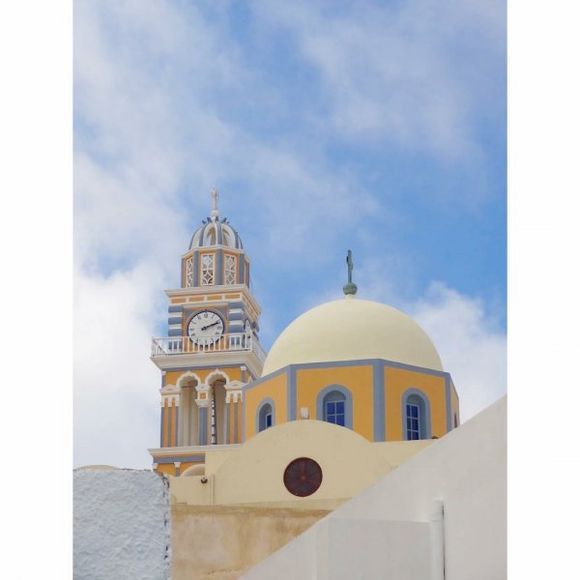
[74,0,506,469]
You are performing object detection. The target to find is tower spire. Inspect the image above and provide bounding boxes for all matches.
[211,188,219,220]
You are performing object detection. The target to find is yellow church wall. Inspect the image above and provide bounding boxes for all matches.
[294,365,375,441]
[165,371,185,386]
[385,367,448,440]
[156,463,176,476]
[452,386,460,426]
[244,372,288,440]
[200,366,242,382]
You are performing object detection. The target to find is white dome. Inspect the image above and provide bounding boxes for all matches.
[262,297,443,376]
[189,217,243,250]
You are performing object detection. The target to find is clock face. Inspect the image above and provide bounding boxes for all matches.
[187,311,224,346]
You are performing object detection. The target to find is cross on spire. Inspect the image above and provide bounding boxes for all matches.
[211,188,219,219]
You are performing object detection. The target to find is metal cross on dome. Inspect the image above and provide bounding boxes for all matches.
[343,249,358,296]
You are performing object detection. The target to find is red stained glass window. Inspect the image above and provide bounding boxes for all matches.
[283,457,323,497]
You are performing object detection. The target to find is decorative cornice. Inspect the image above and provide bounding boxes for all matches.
[160,384,179,395]
[180,245,249,261]
[161,393,179,406]
[151,349,264,379]
[165,284,261,316]
[226,380,245,389]
[148,443,241,458]
[226,389,243,403]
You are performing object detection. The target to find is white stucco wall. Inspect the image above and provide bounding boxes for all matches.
[74,468,170,580]
[243,396,507,580]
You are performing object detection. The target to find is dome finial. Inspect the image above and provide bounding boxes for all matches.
[210,188,219,220]
[343,249,358,296]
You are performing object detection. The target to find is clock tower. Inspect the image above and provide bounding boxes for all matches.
[150,190,265,476]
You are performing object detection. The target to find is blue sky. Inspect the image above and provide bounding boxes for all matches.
[74,0,506,468]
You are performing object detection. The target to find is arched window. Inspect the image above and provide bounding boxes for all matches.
[316,386,353,429]
[257,399,275,433]
[185,257,194,287]
[206,226,217,246]
[176,374,200,446]
[201,253,215,285]
[323,391,346,426]
[402,390,431,440]
[224,254,237,285]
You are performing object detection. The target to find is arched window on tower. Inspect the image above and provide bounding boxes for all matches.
[185,256,194,288]
[207,226,217,246]
[257,400,274,432]
[224,254,237,285]
[201,253,215,286]
[403,392,430,440]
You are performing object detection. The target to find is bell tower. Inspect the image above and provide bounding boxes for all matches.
[150,190,265,476]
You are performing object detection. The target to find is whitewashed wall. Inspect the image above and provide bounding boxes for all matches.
[74,468,170,580]
[243,396,507,580]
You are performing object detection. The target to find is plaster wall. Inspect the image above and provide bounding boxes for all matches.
[170,421,432,508]
[172,504,328,580]
[243,396,506,580]
[73,468,170,580]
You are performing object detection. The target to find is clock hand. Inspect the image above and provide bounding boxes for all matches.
[201,321,221,331]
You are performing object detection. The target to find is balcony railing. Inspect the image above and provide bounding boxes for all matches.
[151,333,266,362]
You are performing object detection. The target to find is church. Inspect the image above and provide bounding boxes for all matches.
[149,191,461,508]
[75,192,505,580]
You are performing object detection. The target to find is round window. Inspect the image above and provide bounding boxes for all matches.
[283,457,323,497]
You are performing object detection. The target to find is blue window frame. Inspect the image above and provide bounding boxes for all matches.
[258,403,273,432]
[402,391,431,440]
[406,402,421,440]
[323,392,346,426]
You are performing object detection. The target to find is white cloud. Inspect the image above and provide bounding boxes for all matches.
[73,0,379,467]
[409,282,506,421]
[73,1,505,468]
[255,0,505,160]
[74,0,378,266]
[74,262,164,468]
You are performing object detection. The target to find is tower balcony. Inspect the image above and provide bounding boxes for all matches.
[151,333,266,365]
